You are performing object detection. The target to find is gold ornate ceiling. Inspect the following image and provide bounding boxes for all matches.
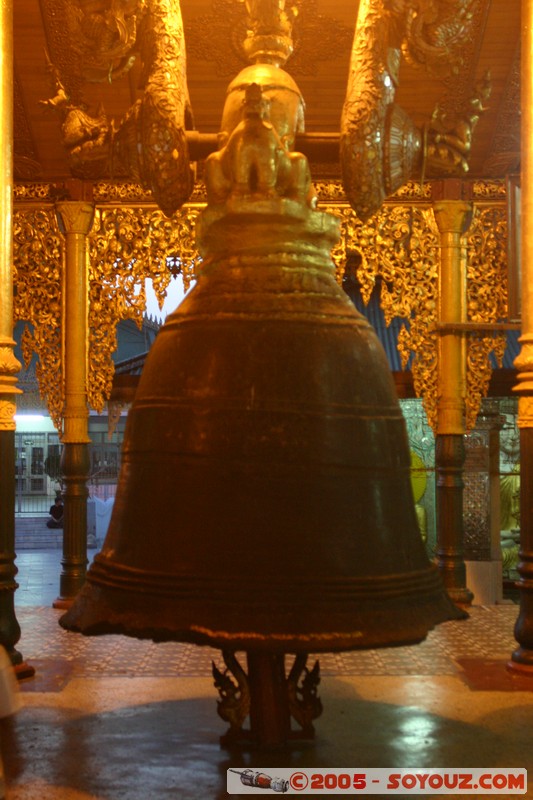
[13,0,521,184]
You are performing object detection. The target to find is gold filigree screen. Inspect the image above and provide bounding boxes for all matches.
[325,180,508,431]
[13,180,508,436]
[13,207,64,429]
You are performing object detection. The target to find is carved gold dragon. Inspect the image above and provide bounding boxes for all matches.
[340,0,489,220]
[42,0,194,217]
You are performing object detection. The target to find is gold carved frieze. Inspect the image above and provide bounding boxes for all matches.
[92,182,155,205]
[15,177,499,207]
[92,179,208,205]
[471,180,507,201]
[390,181,432,202]
[14,184,55,203]
[316,179,432,208]
[315,180,346,205]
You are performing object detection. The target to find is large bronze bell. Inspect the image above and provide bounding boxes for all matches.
[61,67,461,656]
[60,49,464,745]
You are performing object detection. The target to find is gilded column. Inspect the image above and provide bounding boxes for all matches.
[0,0,34,677]
[509,0,533,673]
[433,184,474,605]
[54,201,94,608]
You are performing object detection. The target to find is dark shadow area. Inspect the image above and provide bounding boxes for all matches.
[1,678,530,800]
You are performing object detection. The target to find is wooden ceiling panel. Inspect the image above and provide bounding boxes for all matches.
[12,0,522,184]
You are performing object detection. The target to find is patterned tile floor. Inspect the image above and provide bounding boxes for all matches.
[12,550,523,680]
[6,551,533,800]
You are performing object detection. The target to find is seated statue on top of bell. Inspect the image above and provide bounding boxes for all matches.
[205,81,315,211]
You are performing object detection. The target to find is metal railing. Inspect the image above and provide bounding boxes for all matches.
[14,434,122,515]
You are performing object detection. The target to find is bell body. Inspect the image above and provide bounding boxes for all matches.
[61,198,461,650]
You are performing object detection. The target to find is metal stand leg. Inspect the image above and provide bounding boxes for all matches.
[213,649,322,748]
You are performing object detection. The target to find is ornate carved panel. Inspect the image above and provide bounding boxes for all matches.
[13,179,509,435]
[87,205,200,413]
[465,203,508,429]
[13,208,64,429]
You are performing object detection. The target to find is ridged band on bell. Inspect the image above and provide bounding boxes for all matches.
[61,197,462,649]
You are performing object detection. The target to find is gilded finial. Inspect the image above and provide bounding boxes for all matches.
[238,0,299,67]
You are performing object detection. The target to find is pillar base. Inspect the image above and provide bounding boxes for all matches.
[435,433,473,606]
[443,587,473,608]
[507,653,533,677]
[52,597,74,610]
[13,661,35,681]
[7,646,35,680]
[57,556,88,604]
[57,440,90,603]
